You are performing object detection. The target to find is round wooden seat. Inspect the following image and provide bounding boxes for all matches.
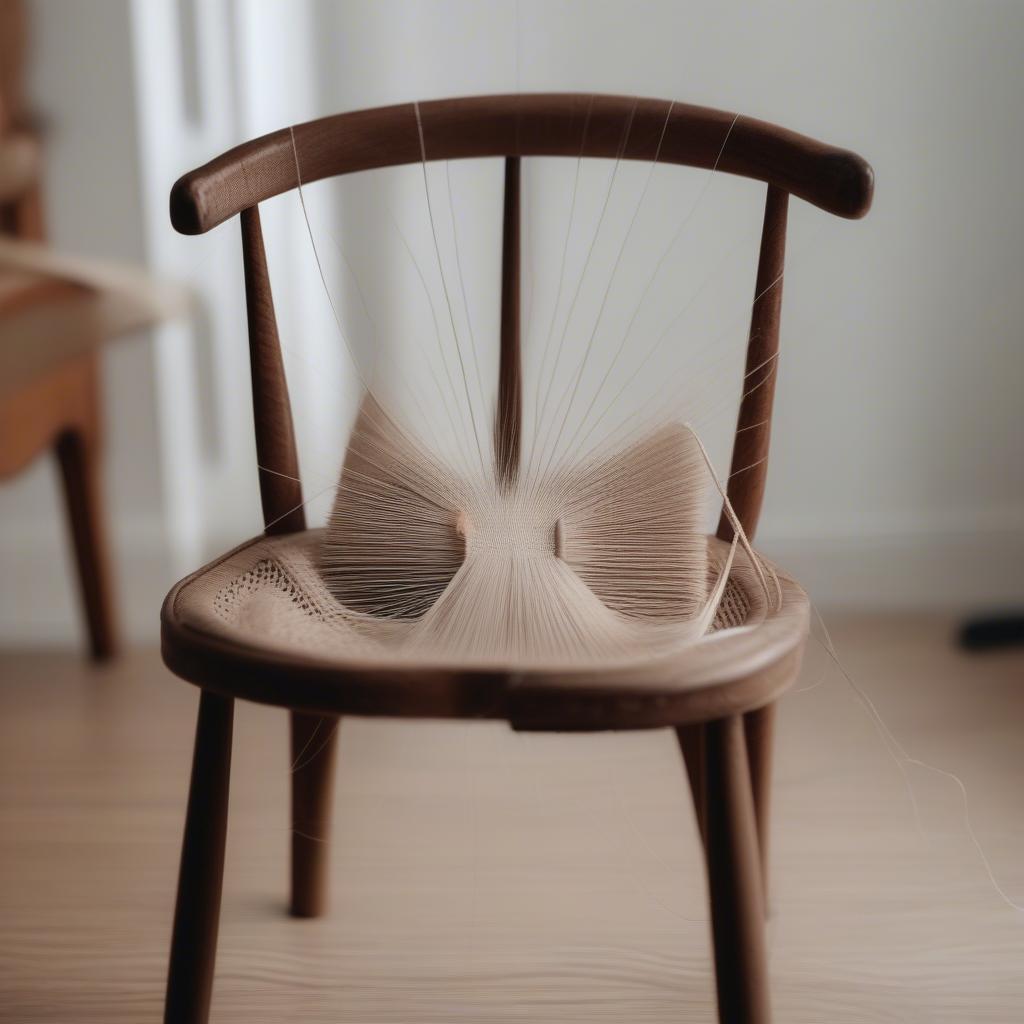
[161,529,808,731]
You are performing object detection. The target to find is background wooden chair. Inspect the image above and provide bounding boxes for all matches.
[162,94,872,1024]
[0,0,182,659]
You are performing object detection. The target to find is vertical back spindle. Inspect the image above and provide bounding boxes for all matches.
[717,184,789,542]
[496,155,522,488]
[240,205,306,535]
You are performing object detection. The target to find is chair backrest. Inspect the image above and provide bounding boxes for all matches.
[170,94,873,542]
[0,0,43,241]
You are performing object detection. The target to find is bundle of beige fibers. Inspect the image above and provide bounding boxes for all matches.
[310,394,773,671]
[267,101,790,676]
[183,111,790,683]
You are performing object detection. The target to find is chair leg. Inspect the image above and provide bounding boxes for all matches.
[165,691,234,1024]
[55,425,117,660]
[744,702,776,912]
[676,723,707,845]
[704,714,771,1024]
[289,711,339,918]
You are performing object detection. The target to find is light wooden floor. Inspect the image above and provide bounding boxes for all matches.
[1,615,1022,1022]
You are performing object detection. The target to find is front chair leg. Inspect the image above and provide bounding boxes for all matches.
[704,714,771,1024]
[743,701,776,912]
[289,711,339,917]
[165,691,234,1024]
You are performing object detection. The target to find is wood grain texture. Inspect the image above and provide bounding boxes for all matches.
[163,93,874,1023]
[496,156,521,488]
[55,412,117,661]
[1,624,1021,1023]
[239,206,305,536]
[165,691,234,1024]
[171,94,873,235]
[240,205,334,934]
[706,183,786,922]
[676,723,707,845]
[704,714,770,1023]
[164,96,864,732]
[289,712,339,918]
[744,701,777,909]
[717,184,788,545]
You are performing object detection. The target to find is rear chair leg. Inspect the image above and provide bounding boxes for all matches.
[676,723,707,845]
[744,701,776,912]
[165,691,234,1024]
[289,711,339,917]
[55,423,117,660]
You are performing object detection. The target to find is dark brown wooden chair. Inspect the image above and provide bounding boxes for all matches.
[162,94,872,1024]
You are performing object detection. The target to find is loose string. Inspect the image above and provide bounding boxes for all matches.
[812,609,1024,914]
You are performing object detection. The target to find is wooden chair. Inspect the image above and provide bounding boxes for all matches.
[162,94,872,1024]
[0,0,182,659]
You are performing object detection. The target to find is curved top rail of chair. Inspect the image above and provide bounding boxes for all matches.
[170,93,874,235]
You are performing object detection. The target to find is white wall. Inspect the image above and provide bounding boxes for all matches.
[2,0,1022,647]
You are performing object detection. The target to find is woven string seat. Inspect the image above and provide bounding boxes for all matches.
[162,529,808,730]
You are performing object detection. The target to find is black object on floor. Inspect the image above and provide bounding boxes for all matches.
[958,614,1024,652]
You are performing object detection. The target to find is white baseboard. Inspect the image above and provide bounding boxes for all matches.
[0,521,1020,649]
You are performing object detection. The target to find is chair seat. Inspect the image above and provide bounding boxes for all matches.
[0,237,186,400]
[162,529,810,730]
